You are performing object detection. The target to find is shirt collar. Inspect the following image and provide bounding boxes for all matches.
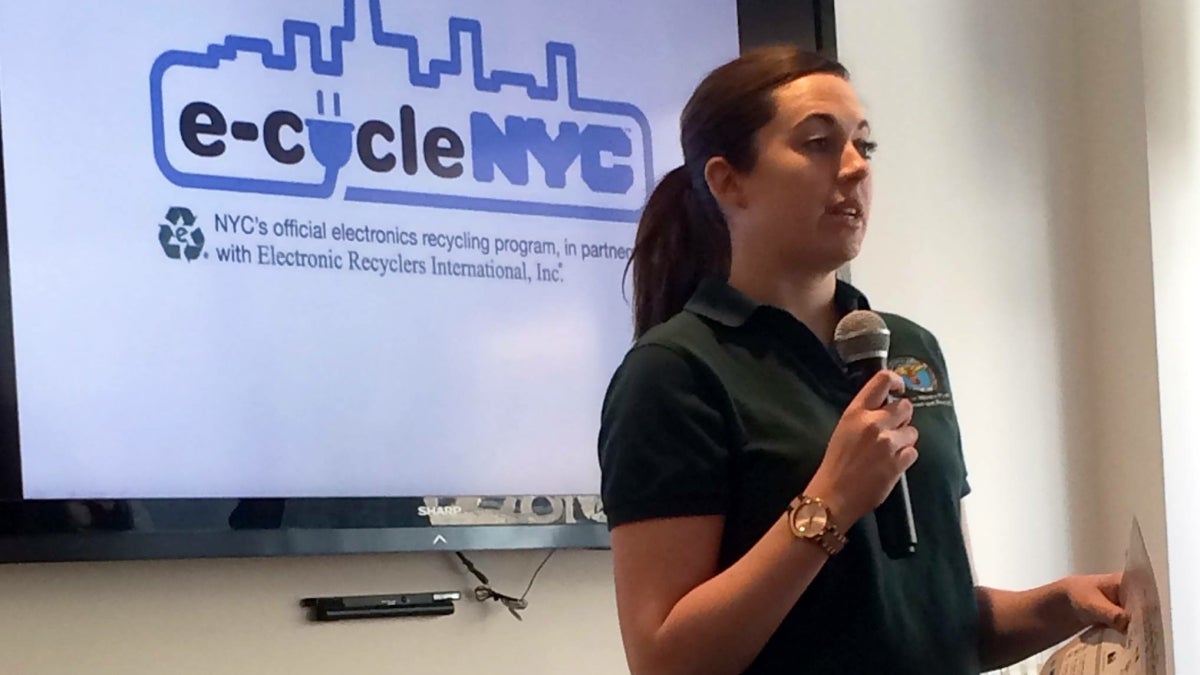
[684,276,871,328]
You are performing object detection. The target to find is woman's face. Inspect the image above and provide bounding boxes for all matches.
[713,74,874,275]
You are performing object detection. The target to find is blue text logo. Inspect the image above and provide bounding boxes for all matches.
[150,1,654,222]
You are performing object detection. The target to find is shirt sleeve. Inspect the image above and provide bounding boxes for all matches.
[931,338,971,498]
[598,343,735,529]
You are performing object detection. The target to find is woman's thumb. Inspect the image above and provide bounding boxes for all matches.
[1109,607,1131,633]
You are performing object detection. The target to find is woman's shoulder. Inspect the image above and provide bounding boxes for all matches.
[876,311,942,346]
[632,309,722,356]
[604,311,727,399]
[875,311,955,382]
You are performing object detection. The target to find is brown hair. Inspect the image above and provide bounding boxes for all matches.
[627,46,849,337]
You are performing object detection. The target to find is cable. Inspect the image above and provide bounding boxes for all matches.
[455,551,490,585]
[518,549,555,602]
[454,549,556,621]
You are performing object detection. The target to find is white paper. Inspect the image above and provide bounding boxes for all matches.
[1039,627,1126,675]
[1039,519,1167,675]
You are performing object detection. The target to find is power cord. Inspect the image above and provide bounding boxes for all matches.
[454,550,556,621]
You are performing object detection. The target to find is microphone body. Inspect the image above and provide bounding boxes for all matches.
[844,356,918,560]
[833,310,917,560]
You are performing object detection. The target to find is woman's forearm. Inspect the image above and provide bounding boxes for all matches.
[632,515,832,675]
[975,581,1084,671]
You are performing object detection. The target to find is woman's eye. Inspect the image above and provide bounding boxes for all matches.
[802,137,878,160]
[804,137,835,152]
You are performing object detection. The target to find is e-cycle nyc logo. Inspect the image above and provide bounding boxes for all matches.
[149,1,653,222]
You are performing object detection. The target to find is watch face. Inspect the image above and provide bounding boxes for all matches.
[794,502,828,536]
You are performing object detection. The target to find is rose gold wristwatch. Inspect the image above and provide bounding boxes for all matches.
[787,495,847,556]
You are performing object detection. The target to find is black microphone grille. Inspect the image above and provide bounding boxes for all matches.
[833,310,891,363]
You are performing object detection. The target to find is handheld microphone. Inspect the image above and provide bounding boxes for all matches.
[833,310,917,559]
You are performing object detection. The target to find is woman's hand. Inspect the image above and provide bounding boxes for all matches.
[807,370,918,528]
[976,573,1129,670]
[1061,572,1129,633]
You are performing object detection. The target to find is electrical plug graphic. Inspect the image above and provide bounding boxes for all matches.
[306,90,354,196]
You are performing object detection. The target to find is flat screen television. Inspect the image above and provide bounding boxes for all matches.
[0,0,836,562]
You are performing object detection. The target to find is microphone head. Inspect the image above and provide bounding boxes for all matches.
[833,310,891,363]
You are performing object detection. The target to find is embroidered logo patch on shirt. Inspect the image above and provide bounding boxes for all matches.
[889,357,953,408]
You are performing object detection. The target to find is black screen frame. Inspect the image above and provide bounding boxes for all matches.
[0,0,836,564]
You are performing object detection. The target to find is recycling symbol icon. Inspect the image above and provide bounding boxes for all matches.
[158,207,205,261]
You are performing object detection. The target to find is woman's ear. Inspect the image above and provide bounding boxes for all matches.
[704,156,746,214]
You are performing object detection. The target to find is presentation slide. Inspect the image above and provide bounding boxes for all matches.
[0,1,739,498]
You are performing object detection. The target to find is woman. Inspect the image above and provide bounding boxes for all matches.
[598,46,1126,675]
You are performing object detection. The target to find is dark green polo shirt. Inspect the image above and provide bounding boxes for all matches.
[598,277,979,675]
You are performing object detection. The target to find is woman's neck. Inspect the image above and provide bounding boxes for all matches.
[728,263,840,344]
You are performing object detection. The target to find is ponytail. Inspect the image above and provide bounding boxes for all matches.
[627,165,731,338]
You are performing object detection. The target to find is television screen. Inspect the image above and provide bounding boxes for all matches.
[0,0,834,561]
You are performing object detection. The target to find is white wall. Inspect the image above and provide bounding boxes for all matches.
[0,2,1184,674]
[1072,0,1173,669]
[0,549,625,674]
[839,0,1093,589]
[840,0,1174,669]
[1140,0,1200,672]
[1070,0,1161,583]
